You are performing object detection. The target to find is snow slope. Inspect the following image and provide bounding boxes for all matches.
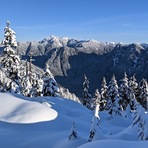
[78,140,148,148]
[0,93,147,148]
[0,93,57,123]
[0,93,90,148]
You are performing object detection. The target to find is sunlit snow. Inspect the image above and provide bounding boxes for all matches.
[0,93,147,148]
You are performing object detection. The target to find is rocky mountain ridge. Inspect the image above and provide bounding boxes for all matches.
[1,36,148,97]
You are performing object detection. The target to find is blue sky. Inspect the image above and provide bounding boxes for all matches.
[0,0,148,43]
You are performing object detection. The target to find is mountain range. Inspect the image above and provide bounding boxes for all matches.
[1,35,148,97]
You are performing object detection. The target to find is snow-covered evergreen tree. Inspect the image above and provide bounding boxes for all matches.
[132,91,143,127]
[110,97,123,118]
[100,77,108,110]
[138,79,148,111]
[129,74,138,100]
[19,59,43,97]
[82,75,92,109]
[92,89,101,110]
[107,75,122,117]
[30,73,40,97]
[123,84,135,119]
[88,96,102,142]
[68,122,78,141]
[1,46,20,80]
[60,87,80,103]
[43,64,60,96]
[119,72,130,110]
[3,20,17,47]
[88,115,100,142]
[0,70,5,91]
[132,98,148,140]
[94,89,101,105]
[20,75,32,97]
[1,21,20,92]
[34,76,43,97]
[0,70,15,93]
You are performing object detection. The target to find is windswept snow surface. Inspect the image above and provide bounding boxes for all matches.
[0,93,147,148]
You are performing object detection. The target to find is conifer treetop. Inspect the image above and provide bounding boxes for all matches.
[3,20,17,47]
[6,20,10,28]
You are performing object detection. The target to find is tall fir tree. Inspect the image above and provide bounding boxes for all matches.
[1,46,20,80]
[1,21,20,92]
[107,75,123,117]
[3,20,17,47]
[19,59,40,97]
[94,89,101,105]
[92,89,101,110]
[0,70,3,91]
[20,75,32,97]
[129,74,138,100]
[82,75,92,109]
[100,77,108,110]
[34,76,44,97]
[137,79,148,111]
[88,92,103,142]
[43,64,60,96]
[119,72,130,110]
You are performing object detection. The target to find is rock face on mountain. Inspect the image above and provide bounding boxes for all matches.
[1,36,148,97]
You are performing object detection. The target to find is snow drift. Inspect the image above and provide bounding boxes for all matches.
[0,93,57,123]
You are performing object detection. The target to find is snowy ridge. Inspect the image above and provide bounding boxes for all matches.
[10,35,148,97]
[39,35,117,49]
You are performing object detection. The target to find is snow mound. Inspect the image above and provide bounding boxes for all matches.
[0,93,57,123]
